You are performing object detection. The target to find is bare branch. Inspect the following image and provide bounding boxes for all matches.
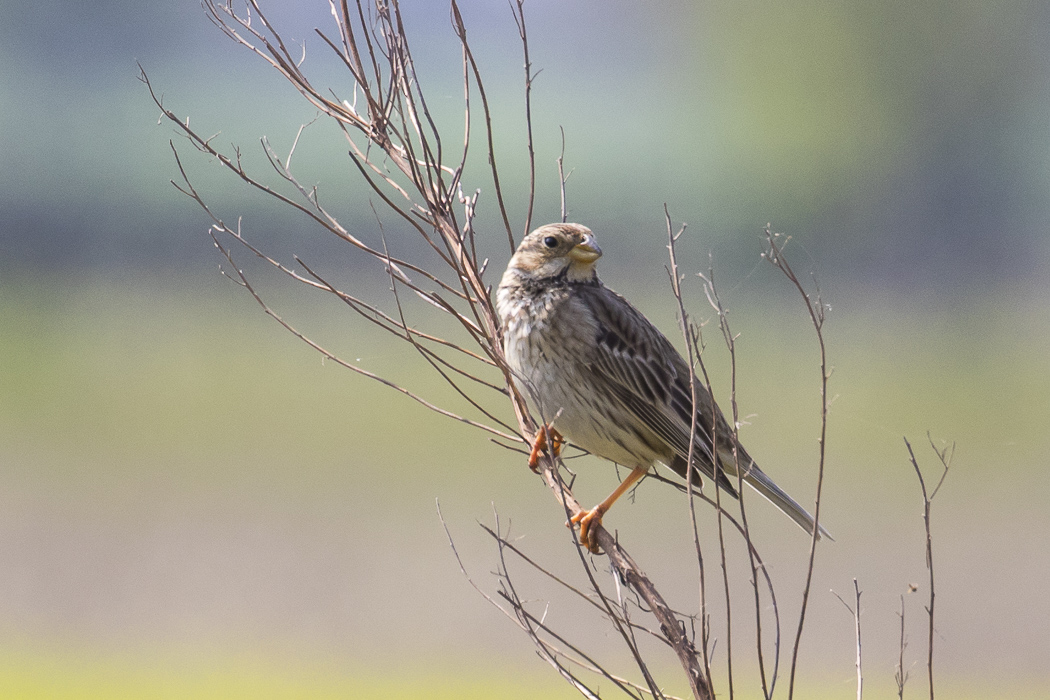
[558,126,572,223]
[147,6,854,699]
[697,229,786,699]
[763,225,831,700]
[663,210,716,690]
[511,0,537,236]
[896,593,911,699]
[207,226,518,442]
[905,434,953,700]
[831,579,863,700]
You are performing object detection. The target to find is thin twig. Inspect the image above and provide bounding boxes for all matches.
[663,210,715,690]
[764,226,831,700]
[436,502,604,699]
[831,579,863,700]
[511,0,537,237]
[451,0,515,251]
[896,593,910,699]
[153,4,732,698]
[698,243,781,699]
[905,434,952,700]
[558,125,572,223]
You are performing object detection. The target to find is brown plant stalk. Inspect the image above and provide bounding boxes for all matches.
[146,2,731,697]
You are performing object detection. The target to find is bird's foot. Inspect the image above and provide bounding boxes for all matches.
[568,505,606,554]
[527,424,563,472]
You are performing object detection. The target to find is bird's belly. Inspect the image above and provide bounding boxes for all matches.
[510,350,665,469]
[555,398,664,469]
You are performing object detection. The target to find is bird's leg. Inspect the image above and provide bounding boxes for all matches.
[569,465,648,554]
[527,424,564,473]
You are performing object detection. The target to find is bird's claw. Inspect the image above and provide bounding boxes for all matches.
[568,506,605,554]
[527,424,564,472]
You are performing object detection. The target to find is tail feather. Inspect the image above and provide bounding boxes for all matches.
[668,454,739,499]
[743,466,833,541]
[668,452,833,541]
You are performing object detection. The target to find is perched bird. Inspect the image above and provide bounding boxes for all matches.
[497,222,831,553]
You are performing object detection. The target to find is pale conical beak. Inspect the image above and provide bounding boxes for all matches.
[568,235,602,263]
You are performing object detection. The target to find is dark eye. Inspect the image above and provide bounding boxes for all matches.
[543,236,558,248]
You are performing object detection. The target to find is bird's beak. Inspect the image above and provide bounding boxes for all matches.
[568,235,602,263]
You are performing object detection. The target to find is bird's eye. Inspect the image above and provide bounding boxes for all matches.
[543,236,558,248]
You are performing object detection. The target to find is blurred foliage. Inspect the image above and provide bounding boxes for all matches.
[0,274,499,487]
[0,0,1047,288]
[2,270,1049,695]
[3,270,1048,488]
[2,0,1049,694]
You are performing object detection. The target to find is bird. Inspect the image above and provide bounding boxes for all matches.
[497,222,831,553]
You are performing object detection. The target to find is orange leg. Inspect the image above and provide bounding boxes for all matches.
[569,465,648,554]
[527,425,564,472]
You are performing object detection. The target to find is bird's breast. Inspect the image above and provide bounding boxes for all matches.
[498,287,666,469]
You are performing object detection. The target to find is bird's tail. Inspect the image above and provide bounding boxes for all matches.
[741,464,834,541]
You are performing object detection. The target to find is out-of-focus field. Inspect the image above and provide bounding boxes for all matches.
[3,0,1049,695]
[2,272,1048,698]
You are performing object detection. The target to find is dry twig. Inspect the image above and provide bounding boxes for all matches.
[147,2,726,697]
[831,578,863,700]
[762,226,831,700]
[896,592,911,699]
[905,434,952,700]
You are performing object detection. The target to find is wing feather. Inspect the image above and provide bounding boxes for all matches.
[581,285,729,480]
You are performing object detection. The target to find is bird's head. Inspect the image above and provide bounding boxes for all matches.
[505,223,602,284]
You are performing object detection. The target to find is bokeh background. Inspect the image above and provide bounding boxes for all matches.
[2,1,1049,697]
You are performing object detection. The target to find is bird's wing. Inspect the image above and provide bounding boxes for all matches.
[580,284,832,538]
[580,285,727,478]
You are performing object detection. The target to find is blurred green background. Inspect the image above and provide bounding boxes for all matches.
[2,1,1049,697]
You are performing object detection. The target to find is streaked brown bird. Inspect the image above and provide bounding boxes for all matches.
[497,223,831,553]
